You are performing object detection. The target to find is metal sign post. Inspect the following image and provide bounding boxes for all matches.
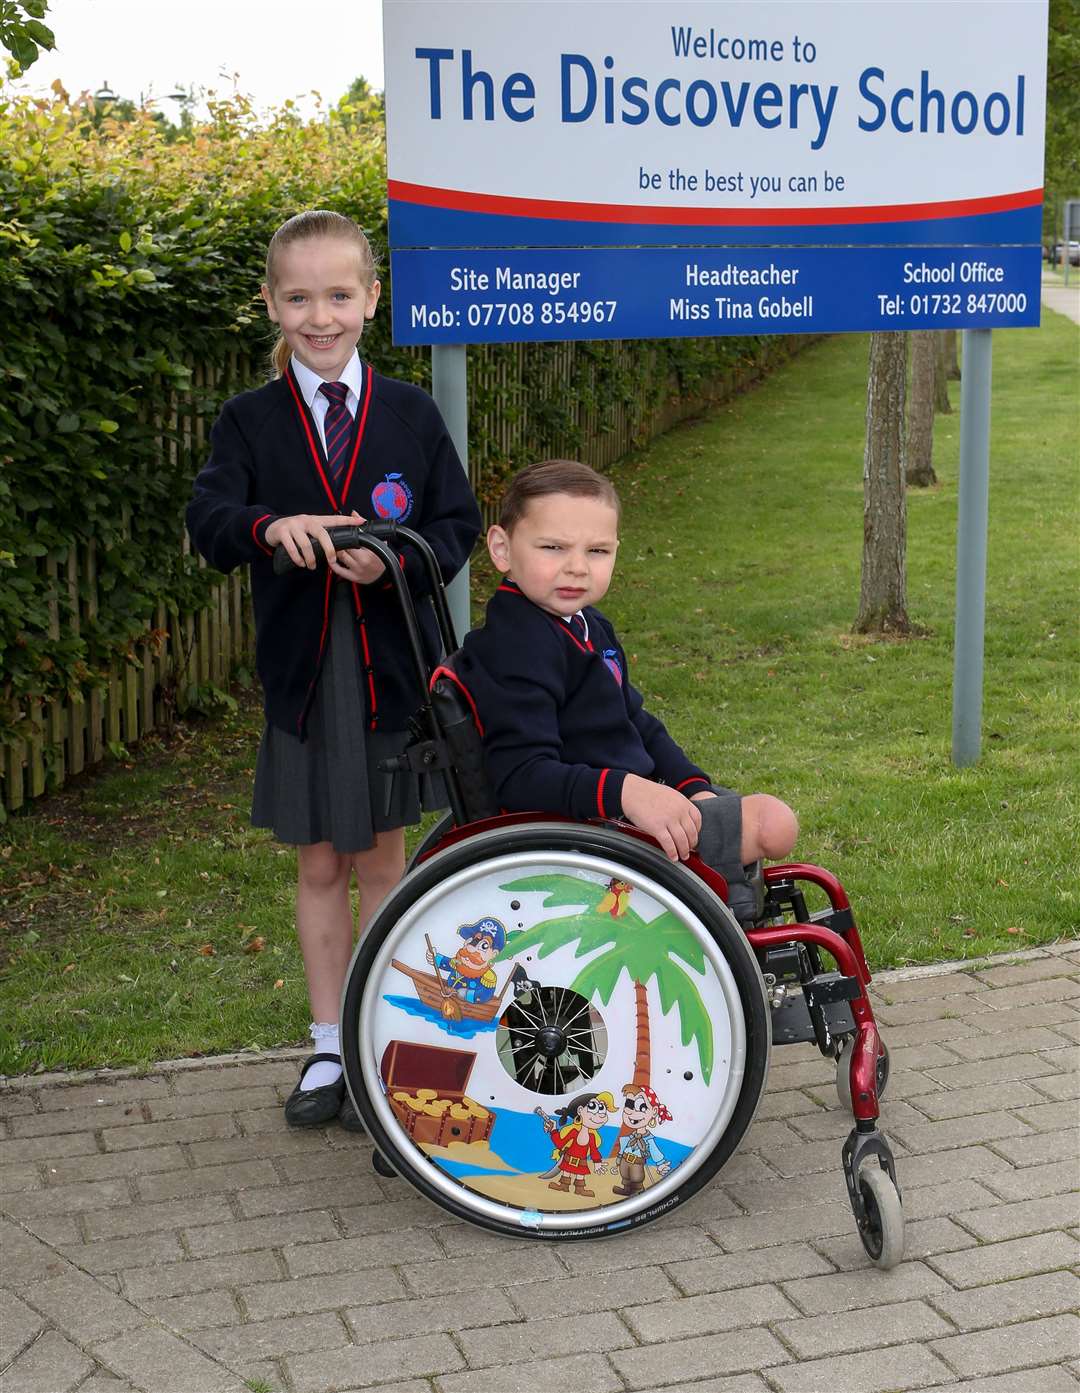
[431,343,471,644]
[952,330,993,766]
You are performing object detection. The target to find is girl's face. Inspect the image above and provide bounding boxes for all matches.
[262,237,380,381]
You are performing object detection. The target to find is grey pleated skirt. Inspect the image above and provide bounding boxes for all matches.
[251,583,446,854]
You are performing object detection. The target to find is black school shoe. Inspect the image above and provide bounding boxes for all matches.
[283,1053,345,1127]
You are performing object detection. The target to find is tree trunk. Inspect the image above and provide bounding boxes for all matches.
[855,332,912,634]
[607,979,650,1157]
[943,328,960,379]
[905,330,938,487]
[934,333,952,414]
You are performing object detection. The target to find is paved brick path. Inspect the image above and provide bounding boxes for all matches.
[2,942,1078,1393]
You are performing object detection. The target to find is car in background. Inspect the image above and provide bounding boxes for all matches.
[1046,240,1080,266]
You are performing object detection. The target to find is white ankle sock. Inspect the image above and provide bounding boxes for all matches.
[301,1022,342,1090]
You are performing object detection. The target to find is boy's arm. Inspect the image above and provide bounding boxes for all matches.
[186,402,281,573]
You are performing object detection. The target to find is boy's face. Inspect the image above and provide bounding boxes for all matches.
[488,493,619,618]
[261,237,380,382]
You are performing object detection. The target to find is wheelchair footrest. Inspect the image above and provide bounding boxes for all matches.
[768,971,858,1047]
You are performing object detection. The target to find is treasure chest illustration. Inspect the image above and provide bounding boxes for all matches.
[380,1040,495,1148]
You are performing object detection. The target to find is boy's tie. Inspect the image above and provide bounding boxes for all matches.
[318,381,352,485]
[570,612,589,644]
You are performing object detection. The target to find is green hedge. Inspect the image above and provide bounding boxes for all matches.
[0,87,768,748]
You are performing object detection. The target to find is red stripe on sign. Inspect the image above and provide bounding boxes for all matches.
[388,180,1042,228]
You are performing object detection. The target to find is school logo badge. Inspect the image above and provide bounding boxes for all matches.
[371,472,413,521]
[602,648,623,685]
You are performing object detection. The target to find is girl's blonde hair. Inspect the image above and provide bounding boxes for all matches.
[264,210,379,378]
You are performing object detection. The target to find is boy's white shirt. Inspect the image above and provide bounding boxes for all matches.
[289,350,363,453]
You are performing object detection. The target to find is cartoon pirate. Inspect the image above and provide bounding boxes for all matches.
[426,917,505,1004]
[610,1083,673,1196]
[536,1091,615,1198]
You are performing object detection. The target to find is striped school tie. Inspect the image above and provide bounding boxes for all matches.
[318,381,352,486]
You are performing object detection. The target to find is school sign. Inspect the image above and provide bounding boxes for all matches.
[383,0,1048,345]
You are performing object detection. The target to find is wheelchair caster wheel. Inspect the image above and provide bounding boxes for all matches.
[856,1165,904,1269]
[372,1150,397,1178]
[836,1036,890,1114]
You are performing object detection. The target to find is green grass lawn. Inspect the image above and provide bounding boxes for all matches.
[1,314,1076,1075]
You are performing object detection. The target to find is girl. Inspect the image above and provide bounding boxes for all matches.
[187,210,481,1130]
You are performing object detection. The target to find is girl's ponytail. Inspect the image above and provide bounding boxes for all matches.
[263,210,380,380]
[270,334,292,380]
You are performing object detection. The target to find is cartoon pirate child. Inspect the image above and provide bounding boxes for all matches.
[610,1084,673,1196]
[425,917,505,1004]
[537,1091,615,1198]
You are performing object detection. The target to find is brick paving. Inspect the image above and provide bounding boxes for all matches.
[1,942,1077,1393]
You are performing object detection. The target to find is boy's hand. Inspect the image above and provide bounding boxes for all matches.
[621,774,702,862]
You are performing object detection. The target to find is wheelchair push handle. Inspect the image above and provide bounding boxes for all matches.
[272,524,366,576]
[271,519,459,679]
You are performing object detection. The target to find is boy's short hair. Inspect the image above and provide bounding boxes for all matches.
[499,460,621,533]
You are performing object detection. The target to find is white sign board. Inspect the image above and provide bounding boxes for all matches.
[383,0,1048,342]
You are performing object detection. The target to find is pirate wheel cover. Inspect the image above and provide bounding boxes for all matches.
[341,823,770,1240]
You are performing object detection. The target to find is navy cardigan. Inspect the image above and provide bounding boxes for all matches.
[458,580,711,819]
[186,365,480,737]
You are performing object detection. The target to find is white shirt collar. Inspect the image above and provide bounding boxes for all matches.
[562,610,589,639]
[290,350,363,410]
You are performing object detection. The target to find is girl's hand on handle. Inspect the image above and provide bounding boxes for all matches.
[329,511,386,585]
[621,774,702,862]
[264,514,357,571]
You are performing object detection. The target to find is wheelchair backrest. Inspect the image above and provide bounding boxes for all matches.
[429,658,501,824]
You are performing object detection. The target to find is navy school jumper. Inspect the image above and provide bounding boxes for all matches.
[186,364,481,738]
[458,580,711,820]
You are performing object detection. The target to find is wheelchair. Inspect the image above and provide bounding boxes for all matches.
[274,523,904,1267]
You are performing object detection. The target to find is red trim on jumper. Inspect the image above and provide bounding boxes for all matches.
[388,180,1043,229]
[558,620,593,655]
[285,363,380,727]
[596,768,609,818]
[298,570,335,736]
[430,664,484,737]
[498,581,595,653]
[677,776,710,792]
[284,367,337,511]
[349,584,378,729]
[251,513,274,556]
[339,366,373,505]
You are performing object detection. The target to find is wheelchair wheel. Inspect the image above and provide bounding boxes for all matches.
[341,822,770,1240]
[857,1165,904,1269]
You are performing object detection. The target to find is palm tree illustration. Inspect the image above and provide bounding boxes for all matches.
[498,872,714,1157]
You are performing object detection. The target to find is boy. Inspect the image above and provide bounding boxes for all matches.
[457,460,798,924]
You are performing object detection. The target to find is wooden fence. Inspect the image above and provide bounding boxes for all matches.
[1,334,812,813]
